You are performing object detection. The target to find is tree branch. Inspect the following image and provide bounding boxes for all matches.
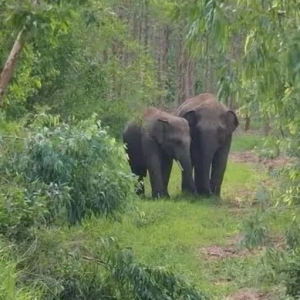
[0,28,25,106]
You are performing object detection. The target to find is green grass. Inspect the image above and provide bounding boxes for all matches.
[35,133,288,299]
[230,132,265,152]
[0,244,43,299]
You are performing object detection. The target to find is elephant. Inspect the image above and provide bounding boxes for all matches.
[175,93,239,197]
[123,107,196,199]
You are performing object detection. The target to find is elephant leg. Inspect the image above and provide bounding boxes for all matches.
[194,166,212,196]
[193,147,212,197]
[210,137,232,197]
[147,154,167,199]
[161,153,173,198]
[190,145,203,194]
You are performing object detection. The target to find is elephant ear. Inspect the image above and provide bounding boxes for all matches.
[183,110,197,127]
[227,110,239,133]
[152,118,169,145]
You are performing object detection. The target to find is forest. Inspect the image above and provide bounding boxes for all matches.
[1,0,300,299]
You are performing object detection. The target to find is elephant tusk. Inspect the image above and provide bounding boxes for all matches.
[176,160,184,171]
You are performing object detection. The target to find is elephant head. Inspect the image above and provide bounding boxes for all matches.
[143,108,196,196]
[176,94,239,196]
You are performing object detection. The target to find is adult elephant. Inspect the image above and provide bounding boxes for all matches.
[175,93,239,197]
[123,107,196,199]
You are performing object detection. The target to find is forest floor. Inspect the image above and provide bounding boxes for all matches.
[39,129,292,299]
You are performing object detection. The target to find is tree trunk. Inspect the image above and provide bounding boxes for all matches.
[182,52,194,101]
[245,113,251,131]
[143,0,149,48]
[204,34,210,92]
[0,29,25,106]
[157,25,170,103]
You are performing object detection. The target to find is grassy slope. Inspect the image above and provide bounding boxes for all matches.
[40,132,284,299]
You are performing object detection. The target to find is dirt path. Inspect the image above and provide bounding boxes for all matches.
[229,150,294,171]
[202,150,290,299]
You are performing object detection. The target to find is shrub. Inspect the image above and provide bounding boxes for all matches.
[0,181,47,241]
[22,234,208,300]
[0,113,136,237]
[24,113,136,225]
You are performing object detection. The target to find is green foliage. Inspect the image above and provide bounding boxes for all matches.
[0,113,135,233]
[281,250,300,299]
[0,242,43,299]
[0,0,79,117]
[0,180,48,241]
[1,0,162,136]
[239,212,270,251]
[24,113,135,224]
[22,235,207,300]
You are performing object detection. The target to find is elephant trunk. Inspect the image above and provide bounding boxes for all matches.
[177,155,196,194]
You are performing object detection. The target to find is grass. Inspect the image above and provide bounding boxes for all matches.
[33,132,289,299]
[0,244,43,299]
[230,131,265,152]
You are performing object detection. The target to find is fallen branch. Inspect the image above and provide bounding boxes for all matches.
[67,252,110,269]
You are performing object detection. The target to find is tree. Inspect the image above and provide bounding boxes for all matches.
[0,0,79,111]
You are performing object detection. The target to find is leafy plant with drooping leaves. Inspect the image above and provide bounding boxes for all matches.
[0,112,135,238]
[21,234,208,300]
[23,112,136,225]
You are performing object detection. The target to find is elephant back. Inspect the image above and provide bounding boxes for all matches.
[176,93,229,117]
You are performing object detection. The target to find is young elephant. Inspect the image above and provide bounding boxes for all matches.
[123,107,196,199]
[175,93,239,197]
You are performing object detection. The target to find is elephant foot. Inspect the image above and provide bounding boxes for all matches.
[152,191,170,199]
[181,183,197,195]
[196,187,212,198]
[211,186,221,197]
[182,187,197,196]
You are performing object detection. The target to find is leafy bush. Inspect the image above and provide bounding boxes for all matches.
[24,113,136,225]
[0,113,135,237]
[22,234,208,300]
[0,180,48,241]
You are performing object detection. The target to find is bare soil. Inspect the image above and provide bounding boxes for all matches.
[199,245,252,260]
[225,289,272,300]
[229,150,294,171]
[198,234,265,261]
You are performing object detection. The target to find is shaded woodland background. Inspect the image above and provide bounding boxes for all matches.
[1,0,251,138]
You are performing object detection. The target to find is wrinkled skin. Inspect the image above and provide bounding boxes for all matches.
[175,93,239,197]
[123,107,196,199]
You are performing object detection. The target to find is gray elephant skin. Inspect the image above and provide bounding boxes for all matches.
[175,93,239,197]
[123,107,196,199]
